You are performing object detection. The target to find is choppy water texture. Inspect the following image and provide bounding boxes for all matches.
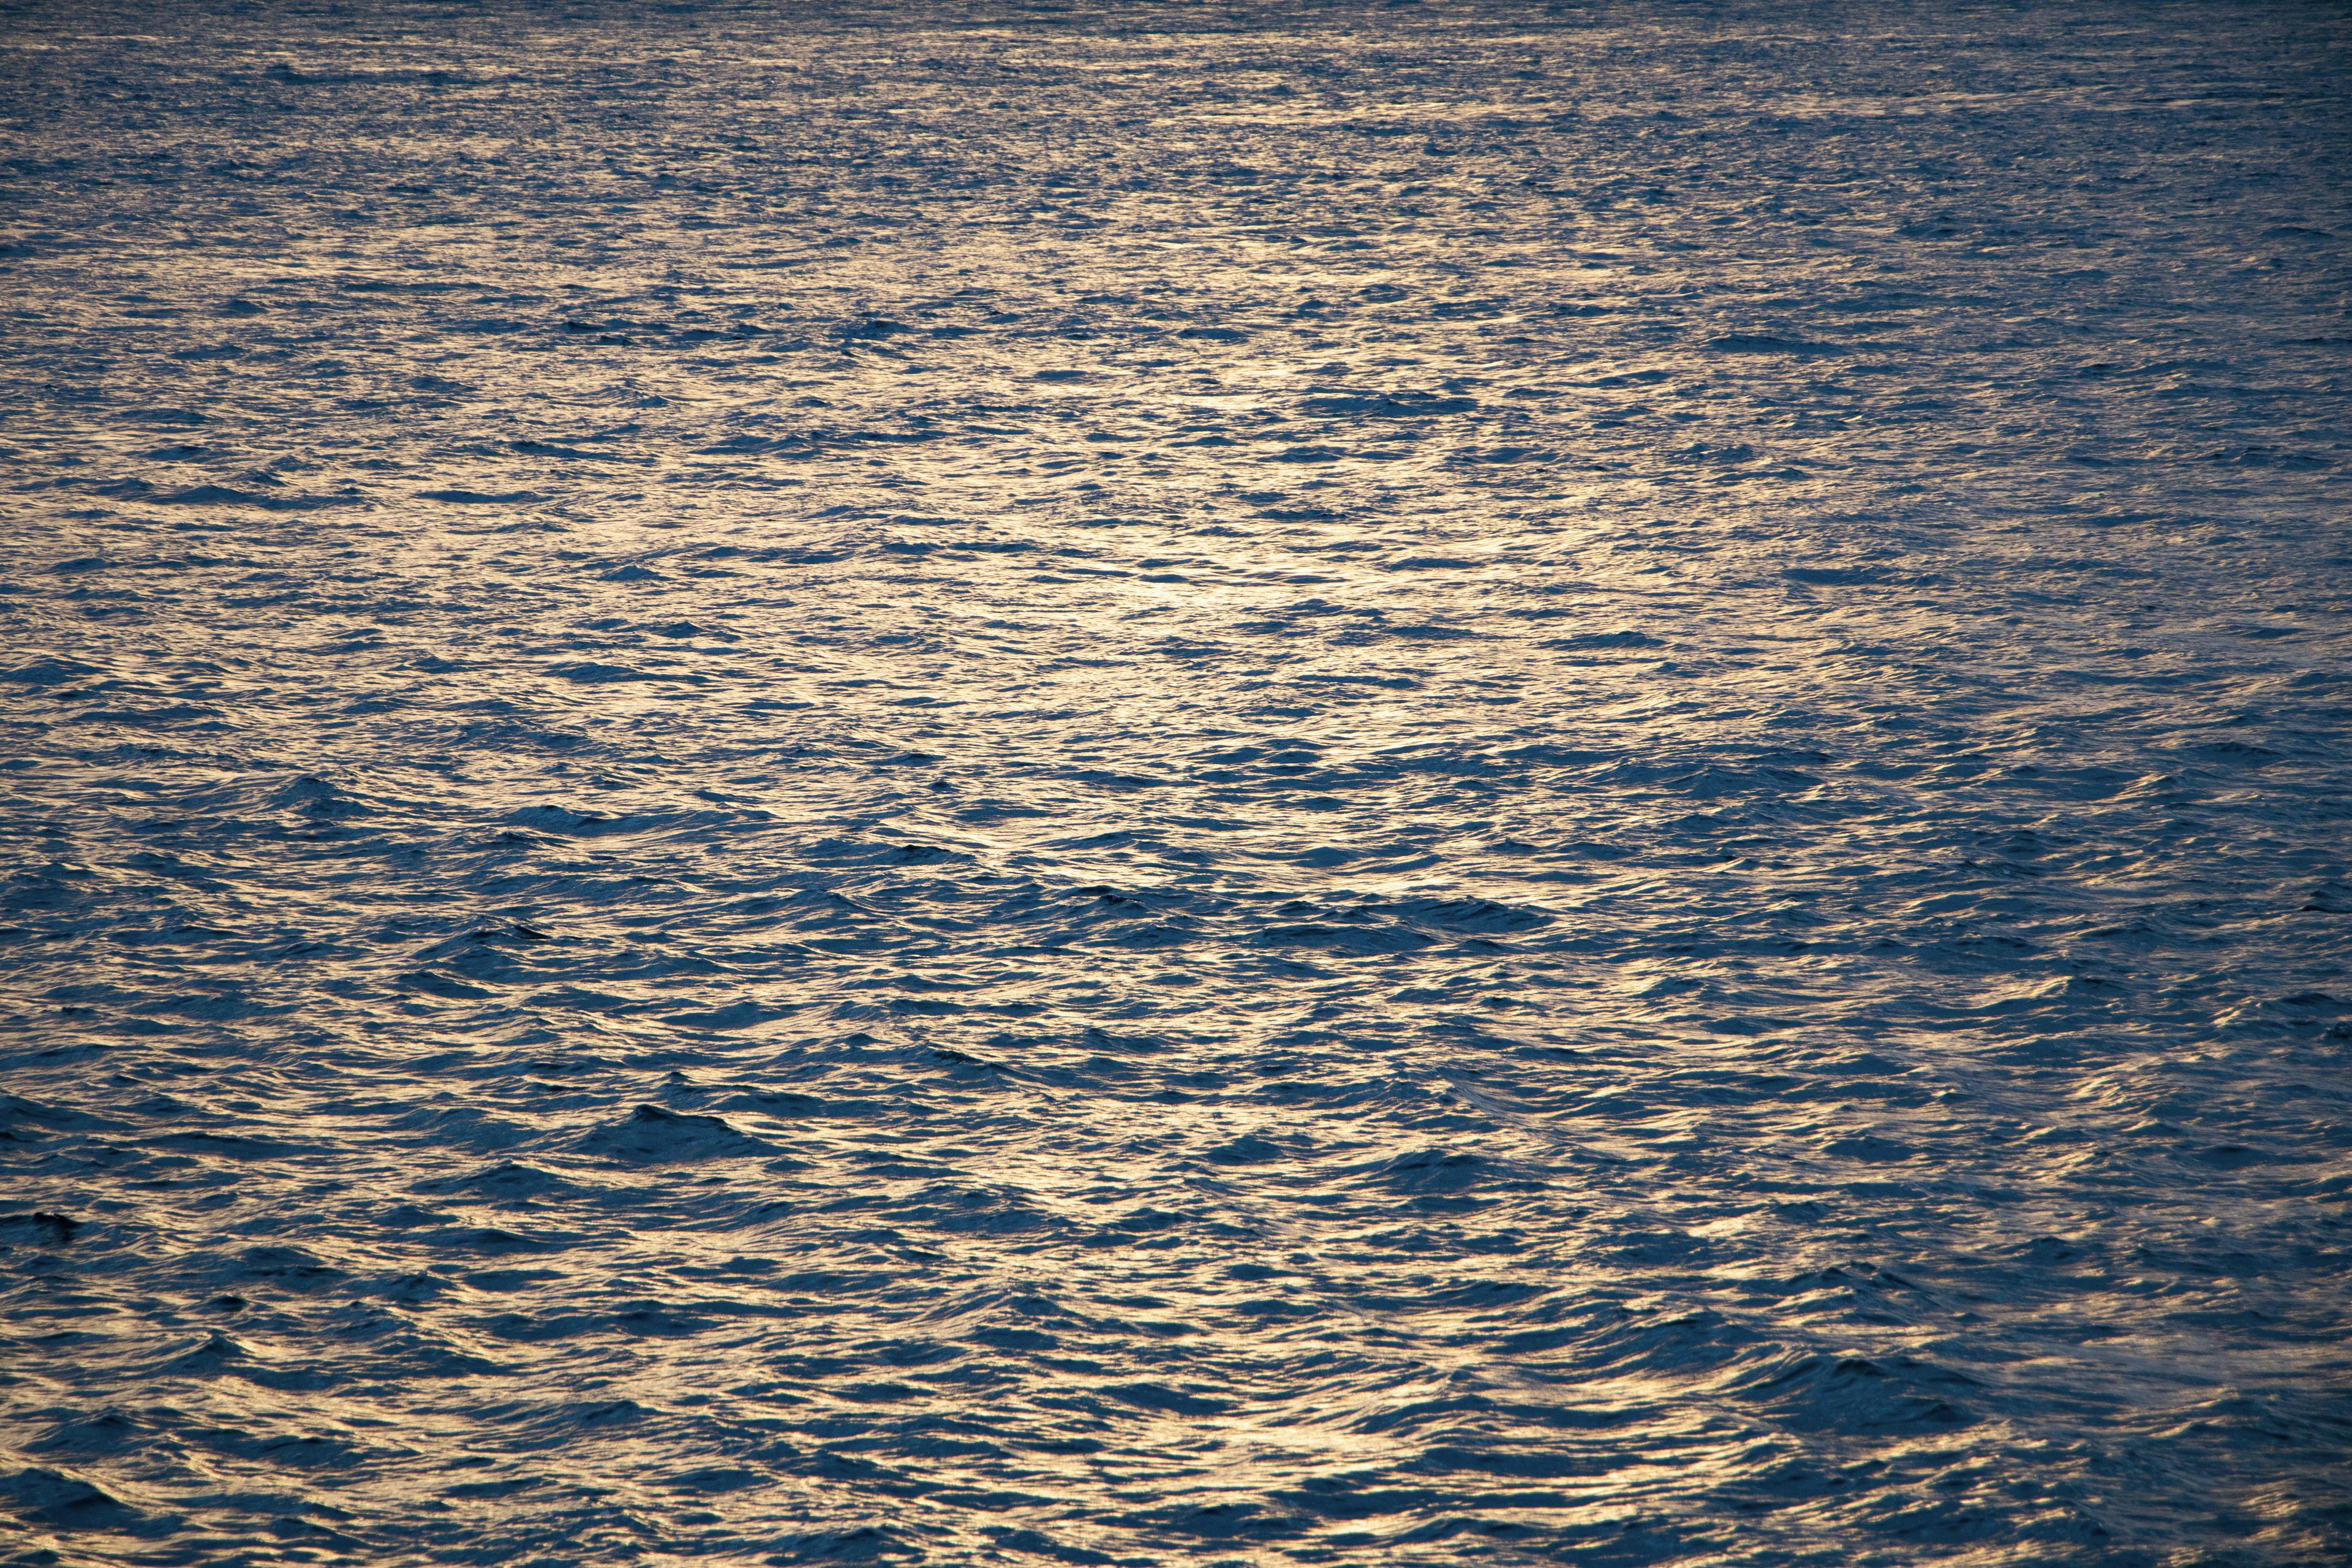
[3,1,2350,1562]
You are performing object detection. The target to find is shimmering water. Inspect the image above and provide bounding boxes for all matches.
[3,2,2349,1563]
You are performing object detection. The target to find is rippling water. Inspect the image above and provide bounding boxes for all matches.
[4,2,2348,1562]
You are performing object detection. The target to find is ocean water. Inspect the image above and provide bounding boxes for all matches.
[2,2,2348,1563]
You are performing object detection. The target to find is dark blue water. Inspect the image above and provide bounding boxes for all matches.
[3,2,2348,1562]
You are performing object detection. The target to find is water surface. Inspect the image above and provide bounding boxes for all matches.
[2,2,2348,1562]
